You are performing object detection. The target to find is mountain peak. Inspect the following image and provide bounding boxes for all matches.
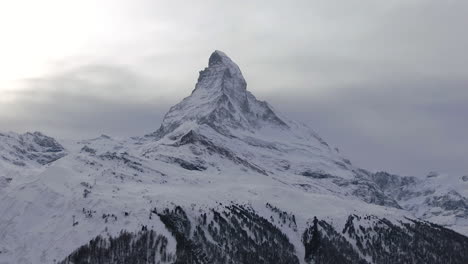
[207,50,241,73]
[149,50,288,139]
[208,50,231,66]
[194,50,246,94]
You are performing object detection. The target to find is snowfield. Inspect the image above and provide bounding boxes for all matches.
[1,51,467,264]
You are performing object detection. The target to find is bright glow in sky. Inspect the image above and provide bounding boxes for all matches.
[0,0,161,96]
[1,1,89,87]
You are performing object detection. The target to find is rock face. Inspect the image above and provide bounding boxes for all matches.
[0,131,66,167]
[150,50,287,139]
[0,51,467,264]
[373,171,468,227]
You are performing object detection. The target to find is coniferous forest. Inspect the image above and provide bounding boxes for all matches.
[60,204,468,264]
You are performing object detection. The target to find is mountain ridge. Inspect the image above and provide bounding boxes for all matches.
[0,51,467,263]
[148,50,289,140]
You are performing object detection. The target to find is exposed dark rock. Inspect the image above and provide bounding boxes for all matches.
[301,170,335,179]
[176,130,267,175]
[424,191,468,217]
[99,152,144,172]
[0,131,66,166]
[80,145,96,155]
[372,171,468,217]
[334,177,402,208]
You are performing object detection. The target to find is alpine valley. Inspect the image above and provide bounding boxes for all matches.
[1,51,467,264]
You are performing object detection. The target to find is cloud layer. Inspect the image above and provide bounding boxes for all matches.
[1,0,466,176]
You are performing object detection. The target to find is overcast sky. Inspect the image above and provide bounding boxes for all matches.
[0,0,466,177]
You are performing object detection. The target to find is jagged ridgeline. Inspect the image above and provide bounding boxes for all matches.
[61,205,468,264]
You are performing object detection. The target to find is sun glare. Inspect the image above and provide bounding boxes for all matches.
[0,0,136,95]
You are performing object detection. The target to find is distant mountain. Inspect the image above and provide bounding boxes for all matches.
[0,131,65,167]
[372,171,468,231]
[0,51,467,264]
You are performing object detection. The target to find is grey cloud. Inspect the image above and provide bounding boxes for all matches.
[0,64,171,138]
[266,75,468,176]
[1,0,467,177]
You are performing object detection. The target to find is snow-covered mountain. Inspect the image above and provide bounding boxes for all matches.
[0,131,66,188]
[0,131,65,167]
[372,171,468,231]
[0,51,467,264]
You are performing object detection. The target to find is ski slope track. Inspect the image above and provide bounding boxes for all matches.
[1,51,467,264]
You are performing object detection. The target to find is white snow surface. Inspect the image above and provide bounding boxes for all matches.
[0,51,467,263]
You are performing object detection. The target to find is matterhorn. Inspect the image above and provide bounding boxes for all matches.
[1,51,467,264]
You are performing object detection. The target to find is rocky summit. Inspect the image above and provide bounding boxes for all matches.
[1,51,467,264]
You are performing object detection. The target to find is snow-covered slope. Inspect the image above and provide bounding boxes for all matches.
[0,51,467,264]
[143,50,399,208]
[0,132,66,190]
[372,171,468,234]
[0,131,65,168]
